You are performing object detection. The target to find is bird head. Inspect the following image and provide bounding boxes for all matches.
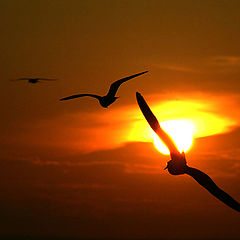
[111,96,119,103]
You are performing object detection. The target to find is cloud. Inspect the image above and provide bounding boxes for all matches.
[38,183,116,190]
[209,56,240,67]
[153,63,197,73]
[2,91,240,156]
[0,133,240,239]
[153,57,240,75]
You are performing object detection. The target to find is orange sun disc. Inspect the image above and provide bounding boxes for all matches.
[153,120,194,155]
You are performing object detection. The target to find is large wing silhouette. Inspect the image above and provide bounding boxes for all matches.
[106,71,148,98]
[136,92,240,212]
[186,166,240,212]
[136,92,179,155]
[60,94,101,101]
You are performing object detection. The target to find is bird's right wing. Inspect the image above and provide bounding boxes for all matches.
[106,71,148,98]
[39,78,58,81]
[60,94,101,101]
[136,92,179,155]
[185,166,240,212]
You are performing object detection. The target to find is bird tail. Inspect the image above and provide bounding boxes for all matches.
[185,166,240,212]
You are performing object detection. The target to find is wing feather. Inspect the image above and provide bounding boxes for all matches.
[186,166,240,212]
[106,71,148,97]
[60,94,101,101]
[38,78,58,81]
[136,92,179,154]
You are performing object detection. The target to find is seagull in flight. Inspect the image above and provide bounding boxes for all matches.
[11,78,57,84]
[136,92,240,212]
[60,71,148,108]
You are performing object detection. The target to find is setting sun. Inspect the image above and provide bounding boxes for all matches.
[126,95,237,155]
[152,120,194,154]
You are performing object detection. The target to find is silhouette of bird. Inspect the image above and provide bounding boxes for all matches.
[11,78,57,84]
[60,71,148,108]
[136,92,240,212]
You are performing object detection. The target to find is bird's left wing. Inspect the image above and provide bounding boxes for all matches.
[136,92,179,155]
[60,94,101,101]
[186,166,240,212]
[10,78,29,81]
[106,71,148,97]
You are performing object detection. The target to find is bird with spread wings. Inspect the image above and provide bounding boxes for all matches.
[11,78,57,84]
[136,92,240,212]
[60,71,148,108]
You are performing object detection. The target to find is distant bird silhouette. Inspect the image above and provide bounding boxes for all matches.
[11,78,57,84]
[136,92,240,212]
[60,71,148,108]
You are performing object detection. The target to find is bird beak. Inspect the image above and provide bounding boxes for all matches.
[164,166,168,170]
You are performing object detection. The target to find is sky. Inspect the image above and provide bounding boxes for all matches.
[0,0,240,239]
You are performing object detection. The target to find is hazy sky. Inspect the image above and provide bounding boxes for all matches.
[0,0,240,239]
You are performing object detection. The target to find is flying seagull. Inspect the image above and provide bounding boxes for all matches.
[11,78,57,84]
[60,71,148,108]
[136,92,240,212]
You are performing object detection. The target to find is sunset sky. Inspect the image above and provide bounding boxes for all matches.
[1,0,240,239]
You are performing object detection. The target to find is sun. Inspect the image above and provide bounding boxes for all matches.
[152,120,194,154]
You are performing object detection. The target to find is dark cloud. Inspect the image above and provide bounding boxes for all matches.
[209,56,240,67]
[0,135,240,238]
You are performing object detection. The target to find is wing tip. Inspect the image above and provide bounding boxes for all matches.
[138,70,149,75]
[136,92,144,102]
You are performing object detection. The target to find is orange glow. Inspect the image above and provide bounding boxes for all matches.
[127,97,237,154]
[152,120,194,154]
[50,93,240,153]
